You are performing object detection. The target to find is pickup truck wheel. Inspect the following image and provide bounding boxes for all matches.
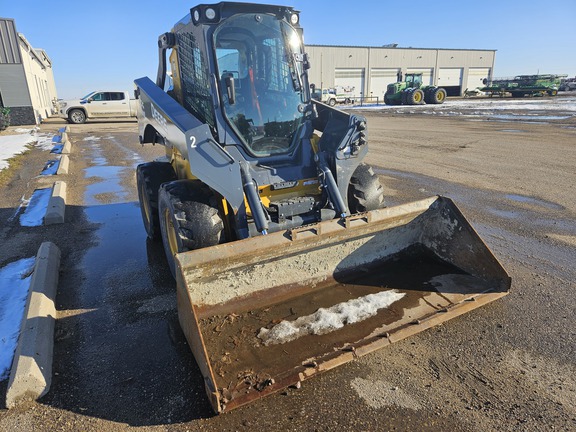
[158,181,225,279]
[328,98,336,107]
[348,163,385,213]
[68,109,86,124]
[137,162,177,240]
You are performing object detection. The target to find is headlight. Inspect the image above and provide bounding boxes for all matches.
[290,13,299,25]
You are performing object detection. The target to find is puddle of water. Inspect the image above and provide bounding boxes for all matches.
[20,188,51,226]
[40,159,60,175]
[506,194,564,210]
[486,207,522,220]
[489,114,572,121]
[84,166,129,205]
[0,257,35,380]
[498,129,527,133]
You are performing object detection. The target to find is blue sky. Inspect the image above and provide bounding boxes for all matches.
[3,0,575,99]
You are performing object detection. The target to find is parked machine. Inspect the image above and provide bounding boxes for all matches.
[481,74,566,97]
[135,2,510,413]
[384,73,447,105]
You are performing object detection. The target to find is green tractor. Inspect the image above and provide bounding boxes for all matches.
[384,73,447,105]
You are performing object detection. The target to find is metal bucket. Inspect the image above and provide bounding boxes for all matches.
[175,196,511,413]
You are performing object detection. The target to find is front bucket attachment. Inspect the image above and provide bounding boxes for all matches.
[175,196,510,413]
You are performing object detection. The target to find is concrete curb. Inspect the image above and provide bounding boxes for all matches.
[44,181,66,225]
[56,154,69,175]
[60,130,72,155]
[5,242,61,409]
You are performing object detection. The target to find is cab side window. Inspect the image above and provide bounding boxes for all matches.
[91,92,105,101]
[109,92,125,101]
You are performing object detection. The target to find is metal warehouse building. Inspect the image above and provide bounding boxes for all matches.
[0,18,58,125]
[305,45,496,99]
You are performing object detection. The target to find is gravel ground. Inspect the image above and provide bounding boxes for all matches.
[0,96,574,431]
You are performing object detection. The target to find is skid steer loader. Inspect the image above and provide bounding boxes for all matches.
[135,2,510,413]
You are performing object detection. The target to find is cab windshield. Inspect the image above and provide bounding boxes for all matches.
[214,14,306,156]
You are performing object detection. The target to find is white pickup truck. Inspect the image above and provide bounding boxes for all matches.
[58,90,138,124]
[311,87,354,106]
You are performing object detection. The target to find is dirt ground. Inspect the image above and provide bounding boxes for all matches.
[0,98,575,431]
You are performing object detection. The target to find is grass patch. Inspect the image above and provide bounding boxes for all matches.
[0,148,32,187]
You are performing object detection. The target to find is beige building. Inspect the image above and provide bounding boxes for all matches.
[0,18,58,125]
[305,45,496,99]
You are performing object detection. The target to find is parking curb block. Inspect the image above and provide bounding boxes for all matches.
[44,181,66,225]
[60,139,71,155]
[5,242,61,409]
[56,155,69,175]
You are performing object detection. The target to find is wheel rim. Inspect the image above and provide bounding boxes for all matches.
[71,111,84,123]
[414,91,422,103]
[164,208,179,257]
[437,91,445,102]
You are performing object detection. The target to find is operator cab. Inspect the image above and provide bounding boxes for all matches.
[405,73,423,88]
[214,12,310,157]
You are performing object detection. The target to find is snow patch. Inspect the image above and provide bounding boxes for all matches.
[0,257,35,381]
[0,129,63,170]
[0,132,36,170]
[258,290,405,345]
[19,188,52,227]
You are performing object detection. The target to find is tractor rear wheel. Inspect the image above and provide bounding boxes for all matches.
[137,162,177,240]
[430,87,447,104]
[158,181,225,278]
[348,163,385,213]
[407,88,425,105]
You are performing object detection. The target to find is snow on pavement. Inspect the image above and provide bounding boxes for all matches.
[0,257,35,381]
[19,188,52,227]
[351,95,576,120]
[0,128,56,171]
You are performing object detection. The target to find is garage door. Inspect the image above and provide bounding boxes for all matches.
[406,68,433,85]
[370,68,400,97]
[438,68,463,96]
[438,68,463,86]
[335,68,365,98]
[467,68,491,89]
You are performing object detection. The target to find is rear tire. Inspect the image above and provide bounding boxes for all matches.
[158,181,225,278]
[137,162,177,240]
[430,87,447,104]
[408,88,425,105]
[348,163,385,213]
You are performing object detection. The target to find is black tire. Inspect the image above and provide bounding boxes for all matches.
[430,87,447,104]
[423,87,433,104]
[407,88,425,105]
[328,98,336,107]
[68,109,86,124]
[401,89,410,105]
[348,163,385,213]
[158,181,225,278]
[137,162,177,240]
[384,93,394,105]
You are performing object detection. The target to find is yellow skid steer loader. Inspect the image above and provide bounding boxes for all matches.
[134,2,510,413]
